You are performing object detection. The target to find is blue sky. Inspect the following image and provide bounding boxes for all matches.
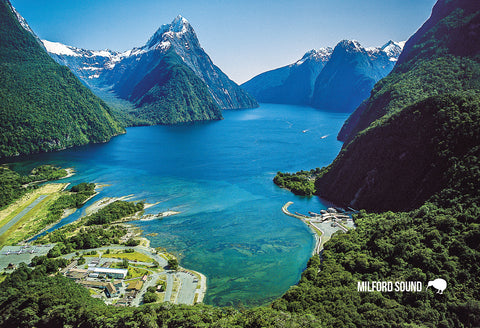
[11,0,437,83]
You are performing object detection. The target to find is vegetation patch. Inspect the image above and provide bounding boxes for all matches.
[274,168,323,196]
[102,251,153,263]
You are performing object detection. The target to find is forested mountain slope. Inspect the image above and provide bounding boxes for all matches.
[317,0,480,211]
[0,0,124,158]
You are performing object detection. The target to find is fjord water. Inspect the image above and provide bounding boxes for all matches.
[8,104,347,306]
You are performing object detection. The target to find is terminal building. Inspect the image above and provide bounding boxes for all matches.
[91,267,128,279]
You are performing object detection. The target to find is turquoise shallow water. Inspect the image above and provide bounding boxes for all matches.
[4,103,347,306]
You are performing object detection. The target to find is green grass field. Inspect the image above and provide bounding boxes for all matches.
[0,184,67,246]
[102,251,153,263]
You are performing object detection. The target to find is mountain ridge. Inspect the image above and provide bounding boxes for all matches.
[242,39,403,111]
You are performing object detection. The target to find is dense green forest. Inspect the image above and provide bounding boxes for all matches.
[272,198,480,327]
[0,1,124,158]
[85,200,144,225]
[316,92,480,211]
[0,165,66,209]
[273,168,322,196]
[24,165,68,182]
[128,51,223,125]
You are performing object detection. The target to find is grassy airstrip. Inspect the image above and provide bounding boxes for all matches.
[0,183,68,246]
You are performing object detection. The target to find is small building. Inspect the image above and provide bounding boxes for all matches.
[112,280,123,288]
[79,280,107,289]
[88,258,100,267]
[66,270,87,281]
[127,280,143,291]
[92,267,128,279]
[105,282,118,298]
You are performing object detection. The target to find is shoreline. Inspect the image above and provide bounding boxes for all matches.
[140,211,181,221]
[84,194,135,216]
[1,168,208,305]
[120,221,208,304]
[60,167,75,179]
[282,202,322,255]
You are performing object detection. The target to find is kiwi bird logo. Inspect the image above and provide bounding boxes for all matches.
[426,278,447,294]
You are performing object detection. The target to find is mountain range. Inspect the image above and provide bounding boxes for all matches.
[242,40,404,112]
[43,16,257,125]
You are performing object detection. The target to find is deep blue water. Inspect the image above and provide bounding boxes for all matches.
[6,104,347,306]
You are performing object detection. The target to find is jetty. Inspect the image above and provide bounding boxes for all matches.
[282,202,323,254]
[282,202,354,253]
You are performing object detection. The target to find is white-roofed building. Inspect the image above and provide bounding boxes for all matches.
[91,267,128,279]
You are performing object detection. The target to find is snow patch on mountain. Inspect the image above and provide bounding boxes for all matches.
[42,40,81,57]
[295,48,333,66]
[145,15,191,49]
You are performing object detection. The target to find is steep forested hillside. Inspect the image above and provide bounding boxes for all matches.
[317,0,480,211]
[338,0,480,143]
[0,0,124,158]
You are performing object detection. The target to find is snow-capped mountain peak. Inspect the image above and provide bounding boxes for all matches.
[145,15,195,49]
[295,48,333,66]
[171,15,190,32]
[42,15,257,110]
[381,40,406,60]
[338,40,363,52]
